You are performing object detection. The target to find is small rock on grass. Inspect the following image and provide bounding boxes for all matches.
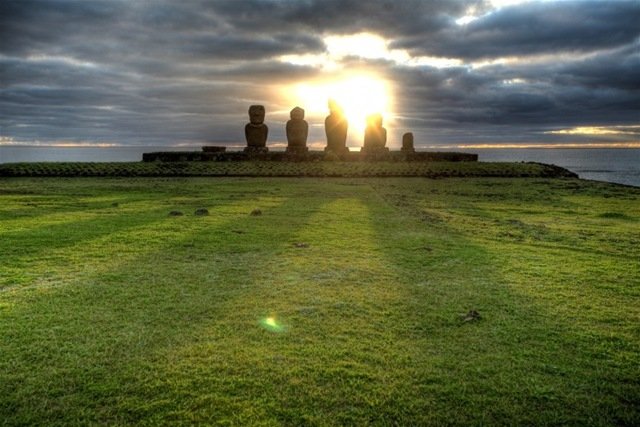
[293,242,309,248]
[461,310,481,322]
[169,210,184,216]
[194,208,209,216]
[250,209,262,216]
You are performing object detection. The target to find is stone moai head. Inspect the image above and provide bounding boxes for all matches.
[403,132,414,145]
[290,106,305,120]
[328,99,343,115]
[366,113,383,128]
[248,105,265,125]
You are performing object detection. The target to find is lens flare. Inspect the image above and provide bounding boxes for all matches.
[260,316,285,332]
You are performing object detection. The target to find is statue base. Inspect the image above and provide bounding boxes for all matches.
[361,147,390,160]
[285,146,309,155]
[244,146,269,154]
[323,147,350,161]
[324,146,350,156]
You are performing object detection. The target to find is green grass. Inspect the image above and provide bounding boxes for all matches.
[0,177,638,425]
[0,160,576,178]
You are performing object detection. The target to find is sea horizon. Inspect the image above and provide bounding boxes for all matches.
[1,145,639,188]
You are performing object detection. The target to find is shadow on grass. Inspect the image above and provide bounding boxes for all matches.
[361,178,639,425]
[0,178,286,290]
[0,181,333,424]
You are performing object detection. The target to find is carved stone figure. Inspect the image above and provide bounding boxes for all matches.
[401,132,415,152]
[244,105,268,152]
[324,99,349,154]
[363,113,387,150]
[286,106,309,154]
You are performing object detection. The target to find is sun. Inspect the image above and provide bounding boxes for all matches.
[291,75,392,135]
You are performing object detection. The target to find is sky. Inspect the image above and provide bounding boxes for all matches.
[1,0,639,150]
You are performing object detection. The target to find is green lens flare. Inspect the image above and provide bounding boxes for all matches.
[260,316,285,332]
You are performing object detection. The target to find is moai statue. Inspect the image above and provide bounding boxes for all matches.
[401,132,415,153]
[286,106,309,154]
[324,99,349,155]
[244,105,268,153]
[363,113,388,151]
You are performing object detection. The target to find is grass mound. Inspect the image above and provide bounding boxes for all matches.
[0,160,578,178]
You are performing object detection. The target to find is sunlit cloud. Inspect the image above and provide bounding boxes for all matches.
[280,33,462,70]
[277,53,339,71]
[490,0,555,8]
[326,33,461,68]
[43,142,123,147]
[501,78,528,85]
[469,47,608,69]
[546,125,640,136]
[0,136,124,147]
[470,57,512,68]
[25,54,98,68]
[455,15,478,25]
[455,0,525,26]
[394,53,463,68]
[325,33,389,60]
[456,1,569,27]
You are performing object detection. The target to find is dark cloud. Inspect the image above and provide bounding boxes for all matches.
[388,35,639,143]
[394,0,640,60]
[210,0,476,36]
[553,44,640,91]
[0,0,638,148]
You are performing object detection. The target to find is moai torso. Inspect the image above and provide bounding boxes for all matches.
[324,100,348,151]
[363,113,387,149]
[245,105,268,148]
[286,107,308,148]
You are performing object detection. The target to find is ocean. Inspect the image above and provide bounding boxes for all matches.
[0,146,638,188]
[469,148,640,188]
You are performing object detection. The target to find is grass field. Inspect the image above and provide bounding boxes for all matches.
[1,176,638,425]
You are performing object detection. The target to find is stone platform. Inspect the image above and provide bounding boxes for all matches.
[142,149,478,162]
